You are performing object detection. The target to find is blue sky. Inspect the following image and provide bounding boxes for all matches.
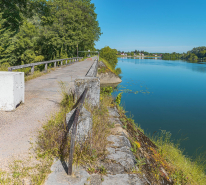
[91,0,206,53]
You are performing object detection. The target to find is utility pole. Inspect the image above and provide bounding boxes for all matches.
[77,44,78,57]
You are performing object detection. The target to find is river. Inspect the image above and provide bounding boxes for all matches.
[113,57,206,159]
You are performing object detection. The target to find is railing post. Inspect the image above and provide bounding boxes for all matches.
[66,60,67,64]
[31,65,34,74]
[54,62,56,68]
[45,63,47,72]
[61,60,63,66]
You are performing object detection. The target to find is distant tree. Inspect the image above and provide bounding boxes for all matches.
[199,50,206,58]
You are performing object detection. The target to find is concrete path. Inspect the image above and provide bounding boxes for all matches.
[0,57,96,170]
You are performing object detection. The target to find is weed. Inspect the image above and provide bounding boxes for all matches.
[136,158,146,170]
[115,92,122,105]
[87,167,95,174]
[98,165,107,175]
[109,122,115,128]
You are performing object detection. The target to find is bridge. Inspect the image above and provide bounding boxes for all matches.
[0,57,97,170]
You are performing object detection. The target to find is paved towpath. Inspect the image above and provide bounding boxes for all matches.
[0,57,96,170]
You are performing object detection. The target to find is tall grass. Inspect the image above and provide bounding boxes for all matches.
[151,130,206,185]
[116,99,206,185]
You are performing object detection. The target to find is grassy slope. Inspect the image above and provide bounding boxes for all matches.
[116,103,206,185]
[99,57,118,75]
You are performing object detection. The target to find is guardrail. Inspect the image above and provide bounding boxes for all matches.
[8,57,83,73]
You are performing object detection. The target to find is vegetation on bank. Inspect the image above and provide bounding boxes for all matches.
[0,0,101,67]
[101,86,206,184]
[112,90,206,185]
[1,82,205,184]
[162,46,206,61]
[99,46,122,76]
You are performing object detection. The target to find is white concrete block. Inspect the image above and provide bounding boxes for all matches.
[0,72,24,111]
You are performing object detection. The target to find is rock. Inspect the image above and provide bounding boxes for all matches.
[108,107,120,118]
[66,107,93,142]
[109,117,123,126]
[90,174,102,185]
[101,174,144,185]
[45,159,91,185]
[107,135,131,148]
[102,162,125,175]
[98,61,106,68]
[97,61,121,84]
[106,135,137,171]
[97,72,122,84]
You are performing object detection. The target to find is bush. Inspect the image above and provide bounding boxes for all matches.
[100,46,118,69]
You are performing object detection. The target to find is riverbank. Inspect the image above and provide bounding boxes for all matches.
[97,60,122,84]
[1,58,205,185]
[1,80,205,185]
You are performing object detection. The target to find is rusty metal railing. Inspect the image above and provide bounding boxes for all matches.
[67,87,88,175]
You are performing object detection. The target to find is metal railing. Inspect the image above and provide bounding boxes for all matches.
[67,87,88,175]
[8,57,83,73]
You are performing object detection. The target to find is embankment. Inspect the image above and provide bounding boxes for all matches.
[97,60,122,84]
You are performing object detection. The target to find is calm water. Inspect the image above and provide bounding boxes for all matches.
[114,57,206,158]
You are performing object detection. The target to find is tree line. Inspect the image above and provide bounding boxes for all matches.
[0,0,102,67]
[162,47,206,61]
[117,50,161,56]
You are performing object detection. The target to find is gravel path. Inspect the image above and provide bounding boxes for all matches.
[0,58,95,170]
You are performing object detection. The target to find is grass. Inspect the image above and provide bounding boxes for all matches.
[0,155,53,184]
[35,83,113,177]
[151,130,206,185]
[115,100,206,185]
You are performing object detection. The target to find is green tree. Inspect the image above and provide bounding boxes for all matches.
[100,46,118,69]
[0,0,101,66]
[38,0,101,60]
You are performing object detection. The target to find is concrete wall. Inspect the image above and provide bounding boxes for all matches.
[0,72,24,111]
[68,58,100,141]
[75,58,100,107]
[75,77,100,107]
[85,59,98,77]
